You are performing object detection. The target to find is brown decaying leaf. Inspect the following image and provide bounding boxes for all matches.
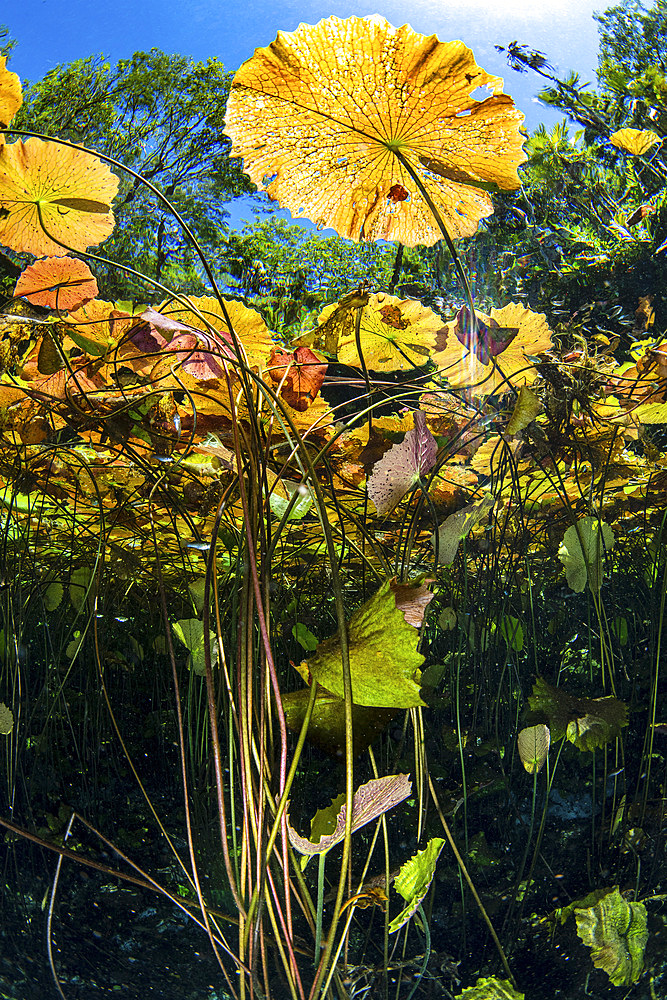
[0,57,22,134]
[225,15,526,246]
[14,257,99,311]
[390,577,434,628]
[0,138,118,257]
[268,346,328,411]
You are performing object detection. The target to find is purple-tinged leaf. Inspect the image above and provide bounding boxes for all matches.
[453,305,518,365]
[287,773,412,856]
[367,410,437,515]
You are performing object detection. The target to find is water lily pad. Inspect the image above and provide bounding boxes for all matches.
[172,618,219,676]
[527,677,627,751]
[558,517,615,593]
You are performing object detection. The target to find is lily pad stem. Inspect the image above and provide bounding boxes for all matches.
[391,149,477,331]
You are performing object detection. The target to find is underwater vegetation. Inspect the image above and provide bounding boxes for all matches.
[0,7,666,999]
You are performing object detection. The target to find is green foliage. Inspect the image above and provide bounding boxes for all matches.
[389,837,445,932]
[454,978,524,1000]
[527,677,628,751]
[558,517,615,593]
[574,886,648,985]
[0,702,14,735]
[306,580,425,709]
[172,618,218,675]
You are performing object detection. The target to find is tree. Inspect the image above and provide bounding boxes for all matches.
[0,25,14,58]
[13,49,258,298]
[489,1,667,334]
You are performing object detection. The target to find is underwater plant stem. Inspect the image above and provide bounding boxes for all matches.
[391,149,476,324]
[641,537,667,821]
[390,242,405,292]
[404,904,431,1000]
[427,775,515,987]
[315,852,327,964]
[353,303,373,428]
[46,811,75,1000]
[505,767,539,936]
[522,737,566,906]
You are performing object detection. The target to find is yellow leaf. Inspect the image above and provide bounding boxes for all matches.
[157,295,276,370]
[0,138,118,256]
[432,303,553,395]
[0,56,22,137]
[225,15,526,246]
[610,128,661,156]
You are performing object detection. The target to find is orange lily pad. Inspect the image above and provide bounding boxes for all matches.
[14,256,99,310]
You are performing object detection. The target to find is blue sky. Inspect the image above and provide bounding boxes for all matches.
[3,0,608,228]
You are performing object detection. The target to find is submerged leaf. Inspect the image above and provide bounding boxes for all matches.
[172,619,219,676]
[225,15,526,245]
[454,978,524,1000]
[0,702,14,735]
[558,517,615,593]
[389,837,445,932]
[575,887,647,986]
[43,579,64,612]
[268,346,327,411]
[517,724,550,773]
[610,128,661,156]
[452,306,518,365]
[282,686,397,758]
[432,494,494,565]
[306,579,425,708]
[287,774,411,856]
[505,386,543,435]
[433,303,552,395]
[292,623,319,651]
[367,410,437,514]
[14,257,99,310]
[311,292,444,370]
[528,677,628,751]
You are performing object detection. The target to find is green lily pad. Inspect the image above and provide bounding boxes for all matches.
[306,580,425,708]
[172,618,219,676]
[500,615,523,652]
[269,480,313,521]
[432,494,494,566]
[455,977,524,1000]
[292,623,319,651]
[69,565,93,612]
[527,677,627,751]
[517,724,550,773]
[389,837,445,933]
[558,517,615,593]
[43,579,64,612]
[0,702,14,735]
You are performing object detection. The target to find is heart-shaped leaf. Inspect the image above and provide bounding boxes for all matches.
[368,410,437,515]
